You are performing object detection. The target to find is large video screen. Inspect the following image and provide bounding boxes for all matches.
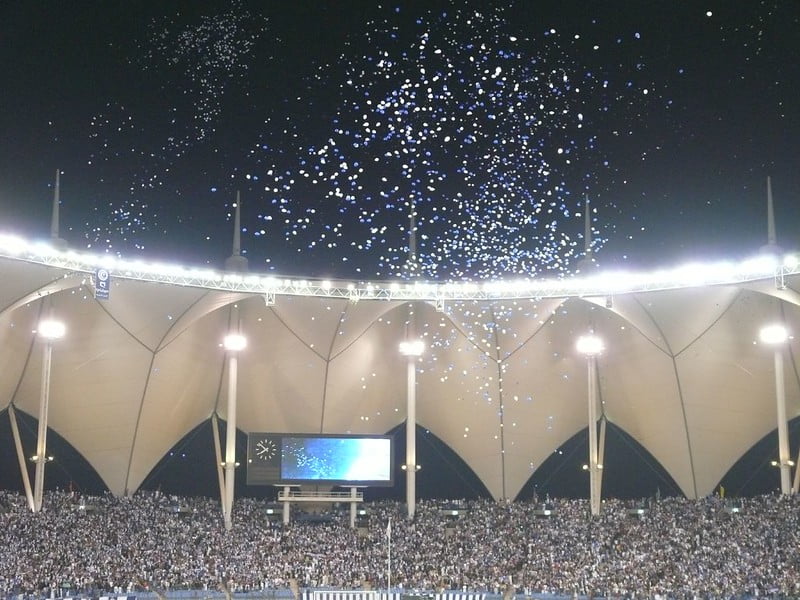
[247,433,393,486]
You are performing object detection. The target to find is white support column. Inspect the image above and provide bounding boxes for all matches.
[350,486,358,528]
[400,338,423,520]
[760,323,792,495]
[587,353,599,516]
[211,413,227,519]
[774,348,792,495]
[406,355,416,520]
[33,339,54,512]
[223,350,238,530]
[8,405,35,511]
[596,415,607,515]
[387,517,392,592]
[221,326,246,530]
[577,334,604,516]
[283,486,291,525]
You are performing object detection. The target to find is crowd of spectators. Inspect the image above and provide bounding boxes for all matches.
[1,490,799,599]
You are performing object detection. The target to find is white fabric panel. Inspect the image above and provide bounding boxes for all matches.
[413,301,505,499]
[483,298,588,500]
[596,315,694,496]
[273,295,403,360]
[0,259,71,310]
[0,301,40,411]
[10,286,152,495]
[98,278,211,351]
[627,286,740,356]
[677,288,800,496]
[124,303,231,493]
[3,253,800,500]
[235,296,328,433]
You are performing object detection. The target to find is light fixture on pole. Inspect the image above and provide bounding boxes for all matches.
[223,333,247,352]
[399,339,425,357]
[577,334,603,516]
[399,338,424,520]
[222,330,247,530]
[576,334,604,356]
[33,317,66,512]
[760,323,792,495]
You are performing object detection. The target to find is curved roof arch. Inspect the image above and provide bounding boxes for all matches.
[520,419,685,500]
[1,238,800,499]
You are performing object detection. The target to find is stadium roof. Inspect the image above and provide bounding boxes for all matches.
[2,233,800,500]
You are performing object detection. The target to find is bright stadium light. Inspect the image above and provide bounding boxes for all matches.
[576,334,603,356]
[399,339,425,357]
[223,333,247,352]
[38,319,66,340]
[759,324,789,345]
[2,233,800,300]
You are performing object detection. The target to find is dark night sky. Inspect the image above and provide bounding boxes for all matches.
[1,1,799,278]
[1,1,800,499]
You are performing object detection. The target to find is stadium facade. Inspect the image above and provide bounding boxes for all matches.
[1,204,799,510]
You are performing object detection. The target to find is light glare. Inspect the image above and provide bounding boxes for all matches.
[38,319,66,340]
[223,333,247,351]
[759,324,788,345]
[399,339,425,356]
[576,335,603,356]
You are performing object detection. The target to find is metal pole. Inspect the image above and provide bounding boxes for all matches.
[406,356,416,519]
[350,486,357,529]
[9,405,35,511]
[223,352,238,530]
[211,413,227,520]
[33,341,53,512]
[387,518,392,592]
[596,415,607,515]
[587,354,599,515]
[774,348,791,495]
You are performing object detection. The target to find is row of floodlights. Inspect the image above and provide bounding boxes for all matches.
[35,321,792,353]
[2,233,800,299]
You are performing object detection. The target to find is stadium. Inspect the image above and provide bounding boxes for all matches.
[4,2,800,597]
[2,191,800,599]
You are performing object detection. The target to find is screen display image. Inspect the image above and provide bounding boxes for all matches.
[246,433,394,486]
[281,436,391,482]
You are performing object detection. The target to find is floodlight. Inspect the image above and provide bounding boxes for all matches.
[223,333,247,351]
[38,319,66,340]
[576,334,603,356]
[399,339,425,356]
[759,324,788,345]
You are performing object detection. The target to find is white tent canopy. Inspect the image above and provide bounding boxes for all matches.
[2,237,800,499]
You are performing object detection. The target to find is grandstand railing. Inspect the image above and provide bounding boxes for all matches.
[277,490,364,502]
[35,590,796,600]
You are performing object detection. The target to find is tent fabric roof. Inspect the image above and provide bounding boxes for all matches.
[2,252,800,499]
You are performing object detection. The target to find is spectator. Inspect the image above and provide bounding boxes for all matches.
[0,490,798,598]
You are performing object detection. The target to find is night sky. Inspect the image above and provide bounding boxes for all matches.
[1,1,800,499]
[2,1,799,279]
